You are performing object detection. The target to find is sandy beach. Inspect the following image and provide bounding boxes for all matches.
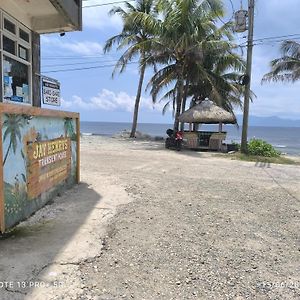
[0,135,299,300]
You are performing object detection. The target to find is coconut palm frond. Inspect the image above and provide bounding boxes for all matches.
[263,40,300,83]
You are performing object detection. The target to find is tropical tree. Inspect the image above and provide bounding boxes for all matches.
[139,0,244,131]
[64,117,76,140]
[263,40,300,83]
[3,114,25,166]
[104,0,158,138]
[185,46,245,113]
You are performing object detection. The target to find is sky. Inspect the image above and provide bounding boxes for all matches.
[40,0,300,124]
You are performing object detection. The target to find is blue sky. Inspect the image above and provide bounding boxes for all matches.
[40,0,300,123]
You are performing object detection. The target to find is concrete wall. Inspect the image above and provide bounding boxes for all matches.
[0,106,80,232]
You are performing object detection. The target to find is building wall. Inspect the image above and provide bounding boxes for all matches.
[0,108,80,232]
[0,0,82,33]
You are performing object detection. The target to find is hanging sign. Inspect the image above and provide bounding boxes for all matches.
[42,76,61,106]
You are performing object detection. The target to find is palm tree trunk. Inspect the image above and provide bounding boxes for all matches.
[180,78,189,131]
[173,70,184,132]
[3,140,12,166]
[130,61,146,138]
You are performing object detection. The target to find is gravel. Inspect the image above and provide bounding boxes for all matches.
[77,136,300,300]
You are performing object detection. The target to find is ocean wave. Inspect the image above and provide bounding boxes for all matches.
[273,144,287,148]
[81,132,93,136]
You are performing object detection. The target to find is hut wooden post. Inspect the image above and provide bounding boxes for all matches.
[219,122,223,132]
[0,113,5,233]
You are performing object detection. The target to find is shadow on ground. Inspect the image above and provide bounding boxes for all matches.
[0,182,102,297]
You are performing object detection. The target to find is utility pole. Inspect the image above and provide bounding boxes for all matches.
[241,0,255,153]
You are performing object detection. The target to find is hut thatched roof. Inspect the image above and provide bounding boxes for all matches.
[178,99,236,124]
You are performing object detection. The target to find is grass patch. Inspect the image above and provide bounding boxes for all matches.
[217,152,300,165]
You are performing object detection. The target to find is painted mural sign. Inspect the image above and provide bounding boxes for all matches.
[42,77,61,106]
[2,114,77,230]
[26,137,71,199]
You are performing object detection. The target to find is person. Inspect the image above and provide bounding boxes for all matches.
[175,131,183,151]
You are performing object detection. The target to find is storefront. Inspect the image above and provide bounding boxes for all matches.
[0,0,82,232]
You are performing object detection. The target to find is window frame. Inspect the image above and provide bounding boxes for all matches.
[1,10,32,106]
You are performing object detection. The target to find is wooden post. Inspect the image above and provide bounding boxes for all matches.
[32,31,41,107]
[241,0,255,153]
[219,122,223,132]
[76,117,80,184]
[0,114,5,233]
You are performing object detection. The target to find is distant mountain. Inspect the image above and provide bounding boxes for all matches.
[236,115,300,127]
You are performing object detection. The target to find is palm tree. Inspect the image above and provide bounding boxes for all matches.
[263,40,300,83]
[104,0,158,138]
[64,117,76,140]
[186,46,245,111]
[3,114,25,166]
[145,0,243,131]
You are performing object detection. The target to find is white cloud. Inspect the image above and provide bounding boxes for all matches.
[60,98,72,108]
[61,89,166,113]
[82,1,123,31]
[59,41,102,56]
[41,36,103,56]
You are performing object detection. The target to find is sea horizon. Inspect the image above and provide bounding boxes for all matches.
[80,120,300,128]
[80,121,300,156]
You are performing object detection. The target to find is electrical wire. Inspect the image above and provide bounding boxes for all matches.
[42,61,139,73]
[238,33,300,46]
[42,59,123,68]
[42,54,120,60]
[83,0,134,8]
[214,0,235,25]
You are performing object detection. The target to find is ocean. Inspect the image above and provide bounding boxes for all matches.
[81,121,300,156]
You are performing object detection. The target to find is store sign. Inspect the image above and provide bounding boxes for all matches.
[26,137,71,199]
[42,77,61,106]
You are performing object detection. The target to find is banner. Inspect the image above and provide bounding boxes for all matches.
[26,138,71,199]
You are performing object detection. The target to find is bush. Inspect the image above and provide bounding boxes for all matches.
[231,141,241,151]
[247,139,280,157]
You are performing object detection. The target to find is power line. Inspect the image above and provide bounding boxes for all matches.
[42,54,120,60]
[214,0,235,25]
[42,58,122,68]
[83,0,134,8]
[42,61,139,73]
[237,36,300,48]
[239,33,300,46]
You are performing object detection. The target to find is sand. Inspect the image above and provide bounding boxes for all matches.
[0,135,299,300]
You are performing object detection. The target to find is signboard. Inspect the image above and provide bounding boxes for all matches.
[42,76,61,106]
[26,137,71,199]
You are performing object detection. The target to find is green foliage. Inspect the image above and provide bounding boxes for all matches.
[3,114,26,166]
[104,0,158,137]
[263,40,300,83]
[105,0,245,132]
[64,118,76,140]
[231,141,241,151]
[247,139,280,157]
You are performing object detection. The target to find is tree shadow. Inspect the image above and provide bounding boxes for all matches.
[255,161,271,168]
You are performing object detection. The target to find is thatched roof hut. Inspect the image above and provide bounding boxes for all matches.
[178,99,236,124]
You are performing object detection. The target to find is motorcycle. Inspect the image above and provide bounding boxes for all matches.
[165,129,183,151]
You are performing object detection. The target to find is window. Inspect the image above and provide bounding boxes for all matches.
[19,45,28,61]
[19,28,29,43]
[4,18,15,34]
[1,11,31,105]
[3,35,16,55]
[3,55,29,103]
